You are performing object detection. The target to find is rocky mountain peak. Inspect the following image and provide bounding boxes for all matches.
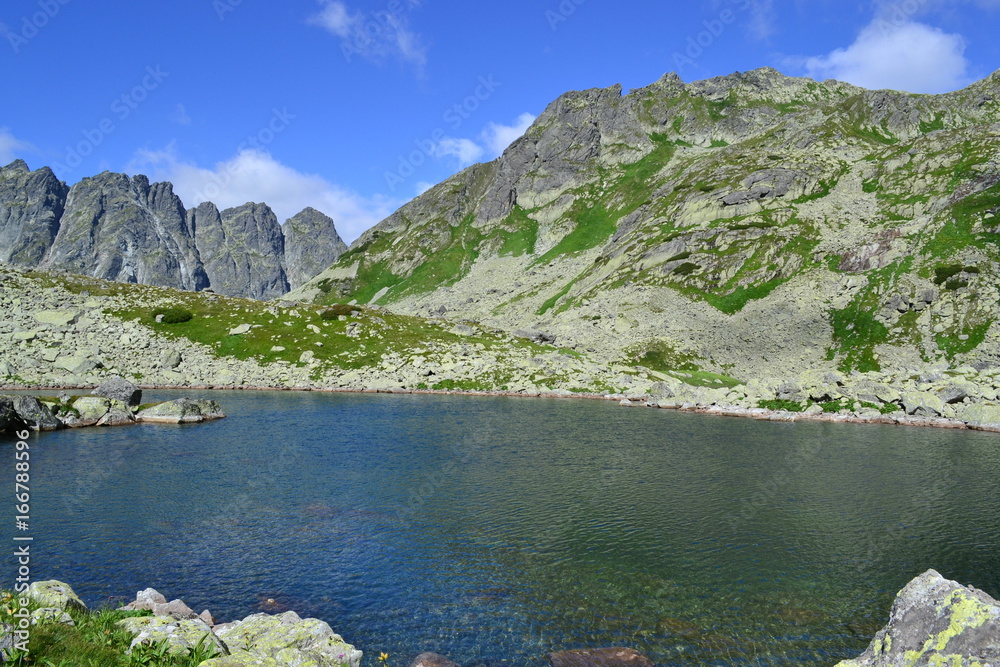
[283,207,348,290]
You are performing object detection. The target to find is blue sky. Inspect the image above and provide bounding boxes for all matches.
[1,0,999,242]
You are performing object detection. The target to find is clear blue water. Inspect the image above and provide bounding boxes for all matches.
[4,390,1000,666]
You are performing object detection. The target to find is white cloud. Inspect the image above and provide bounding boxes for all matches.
[804,20,969,93]
[172,104,192,126]
[308,0,427,71]
[481,113,536,157]
[0,127,35,166]
[127,144,400,243]
[431,137,484,165]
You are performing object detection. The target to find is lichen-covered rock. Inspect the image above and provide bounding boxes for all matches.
[92,376,142,406]
[960,403,1000,432]
[27,581,86,612]
[12,396,61,431]
[96,399,135,427]
[900,392,945,418]
[122,587,168,612]
[117,616,226,657]
[835,569,1000,667]
[32,309,80,327]
[31,608,74,626]
[208,611,361,667]
[68,396,111,426]
[136,398,226,424]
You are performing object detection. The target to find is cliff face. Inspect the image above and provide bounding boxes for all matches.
[45,172,209,291]
[195,202,289,300]
[0,162,345,299]
[289,67,1000,380]
[0,160,69,266]
[283,207,348,290]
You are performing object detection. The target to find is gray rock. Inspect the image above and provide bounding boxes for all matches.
[900,391,945,418]
[283,207,348,290]
[122,587,168,612]
[44,172,208,291]
[66,396,111,426]
[31,608,75,626]
[0,160,68,267]
[136,398,226,424]
[960,403,1000,431]
[193,201,289,299]
[513,329,557,344]
[12,396,61,431]
[162,349,183,370]
[0,396,22,433]
[835,569,1000,667]
[92,376,142,406]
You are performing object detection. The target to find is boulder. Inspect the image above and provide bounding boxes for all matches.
[162,349,183,370]
[0,396,22,433]
[68,396,111,426]
[12,396,61,431]
[92,376,142,407]
[835,569,1000,667]
[900,391,945,418]
[117,616,226,657]
[136,398,226,424]
[27,581,86,612]
[55,355,102,375]
[229,324,252,335]
[33,310,80,327]
[97,399,136,427]
[959,404,1000,432]
[205,611,361,667]
[937,381,978,405]
[122,587,168,612]
[547,648,655,667]
[513,329,557,344]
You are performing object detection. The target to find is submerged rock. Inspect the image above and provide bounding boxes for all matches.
[409,653,461,667]
[836,569,1000,667]
[547,648,654,667]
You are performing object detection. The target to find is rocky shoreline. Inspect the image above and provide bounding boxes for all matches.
[4,380,999,435]
[7,570,999,667]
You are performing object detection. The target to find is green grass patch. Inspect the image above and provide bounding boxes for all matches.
[497,206,539,257]
[155,307,193,324]
[919,113,945,133]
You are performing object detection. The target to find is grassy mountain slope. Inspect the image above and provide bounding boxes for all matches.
[288,68,1000,380]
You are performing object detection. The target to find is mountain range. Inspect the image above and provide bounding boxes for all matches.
[0,160,347,299]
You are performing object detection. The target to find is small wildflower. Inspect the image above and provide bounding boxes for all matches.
[379,653,390,663]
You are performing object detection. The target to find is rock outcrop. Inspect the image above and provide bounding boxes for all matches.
[837,569,1000,667]
[0,162,345,299]
[283,207,348,290]
[194,202,289,299]
[0,160,68,266]
[45,172,209,291]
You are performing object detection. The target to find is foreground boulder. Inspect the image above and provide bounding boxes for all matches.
[117,616,224,657]
[836,569,1000,667]
[203,611,362,667]
[11,396,61,431]
[136,398,226,423]
[0,397,21,432]
[92,376,142,407]
[27,580,87,612]
[547,648,654,667]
